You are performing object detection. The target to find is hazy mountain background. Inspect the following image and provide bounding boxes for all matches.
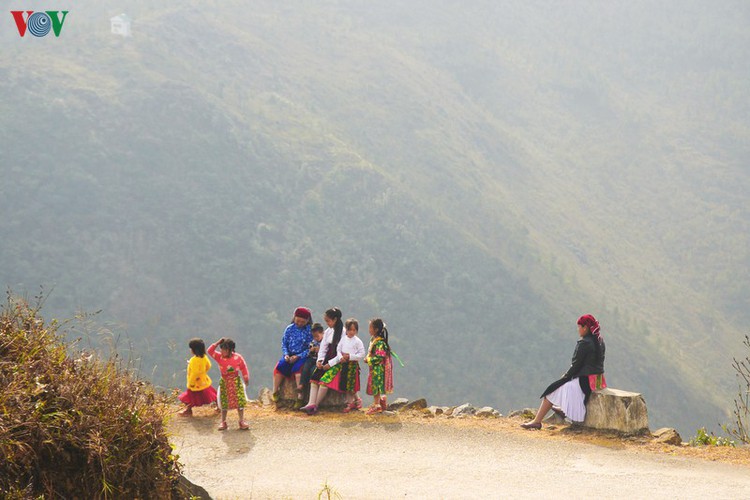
[1,0,748,436]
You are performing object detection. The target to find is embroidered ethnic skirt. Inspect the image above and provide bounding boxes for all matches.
[314,361,360,392]
[217,374,247,410]
[367,355,394,396]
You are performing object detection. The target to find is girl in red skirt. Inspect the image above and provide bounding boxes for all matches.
[208,338,250,430]
[178,338,218,416]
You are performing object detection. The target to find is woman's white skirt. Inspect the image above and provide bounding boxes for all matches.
[545,378,586,422]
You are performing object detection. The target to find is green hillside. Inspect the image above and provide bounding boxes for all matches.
[1,0,748,435]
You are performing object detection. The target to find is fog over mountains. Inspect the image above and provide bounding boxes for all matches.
[1,0,748,436]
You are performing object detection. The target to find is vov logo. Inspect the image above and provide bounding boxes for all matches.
[11,10,69,37]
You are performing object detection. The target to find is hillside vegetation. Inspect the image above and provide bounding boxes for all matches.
[1,0,748,435]
[0,297,183,498]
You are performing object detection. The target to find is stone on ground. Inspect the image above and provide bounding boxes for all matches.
[508,408,536,419]
[259,388,273,406]
[652,427,683,446]
[388,398,410,411]
[476,407,501,418]
[402,398,428,411]
[452,403,476,417]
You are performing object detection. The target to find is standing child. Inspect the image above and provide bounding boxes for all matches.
[208,337,250,430]
[299,323,324,404]
[178,338,217,416]
[365,318,394,415]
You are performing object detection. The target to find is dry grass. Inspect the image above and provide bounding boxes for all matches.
[0,295,184,499]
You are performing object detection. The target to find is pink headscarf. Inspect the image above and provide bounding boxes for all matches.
[577,314,601,337]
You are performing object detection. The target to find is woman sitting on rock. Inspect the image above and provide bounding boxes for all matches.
[272,307,313,409]
[521,314,606,429]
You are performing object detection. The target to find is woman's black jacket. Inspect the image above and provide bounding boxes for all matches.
[541,333,605,401]
[562,333,605,379]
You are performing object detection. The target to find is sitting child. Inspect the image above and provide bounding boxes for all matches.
[299,323,324,405]
[314,318,365,413]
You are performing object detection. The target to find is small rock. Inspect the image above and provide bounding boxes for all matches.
[388,398,410,411]
[652,427,682,446]
[543,412,566,425]
[508,408,536,419]
[178,474,212,499]
[475,407,501,418]
[258,387,273,406]
[426,406,449,416]
[452,403,476,417]
[402,398,428,411]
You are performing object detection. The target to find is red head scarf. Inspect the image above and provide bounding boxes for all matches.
[294,307,311,320]
[577,314,601,336]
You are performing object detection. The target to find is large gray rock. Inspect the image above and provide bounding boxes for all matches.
[583,388,649,435]
[276,378,348,409]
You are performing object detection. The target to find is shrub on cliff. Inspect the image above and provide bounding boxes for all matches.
[0,295,183,498]
[726,334,750,444]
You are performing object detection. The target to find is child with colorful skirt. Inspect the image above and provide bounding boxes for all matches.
[178,338,217,416]
[208,337,250,430]
[365,318,394,415]
[315,318,365,413]
[300,307,345,414]
[272,306,313,409]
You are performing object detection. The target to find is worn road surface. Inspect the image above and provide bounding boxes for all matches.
[169,407,750,499]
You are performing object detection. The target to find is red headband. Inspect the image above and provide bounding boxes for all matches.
[294,307,311,320]
[577,314,600,336]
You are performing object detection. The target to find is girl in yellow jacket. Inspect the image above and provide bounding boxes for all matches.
[178,338,218,416]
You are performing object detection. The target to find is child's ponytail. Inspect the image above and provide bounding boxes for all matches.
[370,318,391,354]
[382,326,391,354]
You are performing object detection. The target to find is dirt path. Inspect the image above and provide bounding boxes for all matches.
[169,406,750,499]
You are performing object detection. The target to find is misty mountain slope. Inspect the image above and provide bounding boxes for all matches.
[2,0,748,434]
